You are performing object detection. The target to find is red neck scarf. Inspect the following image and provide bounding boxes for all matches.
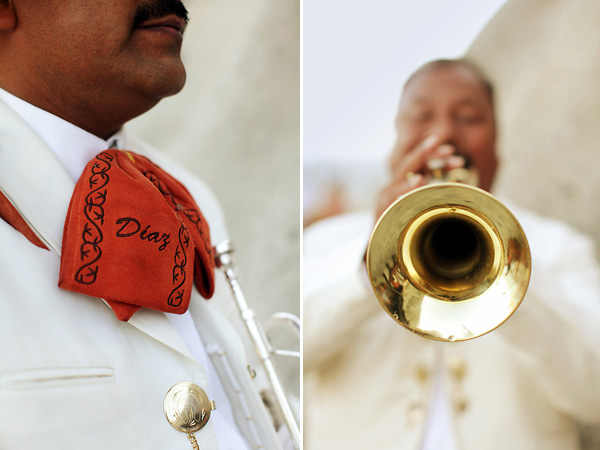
[58,149,215,321]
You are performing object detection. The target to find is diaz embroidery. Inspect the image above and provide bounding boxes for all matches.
[144,170,213,265]
[75,152,113,285]
[115,217,171,251]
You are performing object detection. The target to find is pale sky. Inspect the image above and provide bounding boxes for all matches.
[303,0,508,163]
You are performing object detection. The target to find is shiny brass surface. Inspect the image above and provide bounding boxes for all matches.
[367,183,531,341]
[163,382,215,433]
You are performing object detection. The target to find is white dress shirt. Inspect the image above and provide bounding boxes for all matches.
[421,356,459,450]
[0,87,250,449]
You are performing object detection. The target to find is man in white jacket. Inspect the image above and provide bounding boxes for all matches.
[304,59,600,449]
[0,0,285,448]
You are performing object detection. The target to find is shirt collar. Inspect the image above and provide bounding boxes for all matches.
[0,87,128,182]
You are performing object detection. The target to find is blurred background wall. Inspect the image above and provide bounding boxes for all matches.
[305,0,600,249]
[303,0,506,225]
[467,0,600,250]
[129,0,300,397]
[304,0,600,445]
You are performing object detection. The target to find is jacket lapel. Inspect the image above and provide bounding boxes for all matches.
[0,99,195,362]
[0,100,72,253]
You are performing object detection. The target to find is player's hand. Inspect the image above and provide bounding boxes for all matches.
[375,135,465,220]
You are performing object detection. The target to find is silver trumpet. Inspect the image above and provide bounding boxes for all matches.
[214,240,301,450]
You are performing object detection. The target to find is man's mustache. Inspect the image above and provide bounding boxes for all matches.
[134,0,189,26]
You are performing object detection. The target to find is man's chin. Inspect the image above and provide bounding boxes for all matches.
[145,65,187,100]
[160,73,186,99]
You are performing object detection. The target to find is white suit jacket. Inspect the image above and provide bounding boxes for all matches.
[0,99,282,450]
[304,208,600,450]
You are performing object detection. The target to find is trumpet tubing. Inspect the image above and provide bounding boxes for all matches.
[213,240,300,450]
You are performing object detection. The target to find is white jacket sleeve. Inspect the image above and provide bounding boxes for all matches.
[303,212,384,370]
[498,206,600,423]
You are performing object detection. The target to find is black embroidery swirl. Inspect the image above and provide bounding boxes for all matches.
[144,169,215,307]
[168,222,189,307]
[181,208,213,261]
[74,152,113,285]
[143,171,177,207]
[144,170,213,261]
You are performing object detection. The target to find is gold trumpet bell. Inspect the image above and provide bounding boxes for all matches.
[366,183,531,341]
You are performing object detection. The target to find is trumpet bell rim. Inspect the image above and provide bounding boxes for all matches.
[401,206,504,300]
[366,183,531,342]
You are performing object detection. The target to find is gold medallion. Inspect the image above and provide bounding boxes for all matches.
[163,382,216,433]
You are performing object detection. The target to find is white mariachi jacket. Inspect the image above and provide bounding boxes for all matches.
[304,209,600,450]
[0,99,282,450]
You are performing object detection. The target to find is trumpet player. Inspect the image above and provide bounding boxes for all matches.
[304,59,600,449]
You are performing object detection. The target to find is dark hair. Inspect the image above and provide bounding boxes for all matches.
[403,59,494,107]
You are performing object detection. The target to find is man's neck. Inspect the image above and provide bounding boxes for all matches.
[0,78,150,140]
[0,87,127,181]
